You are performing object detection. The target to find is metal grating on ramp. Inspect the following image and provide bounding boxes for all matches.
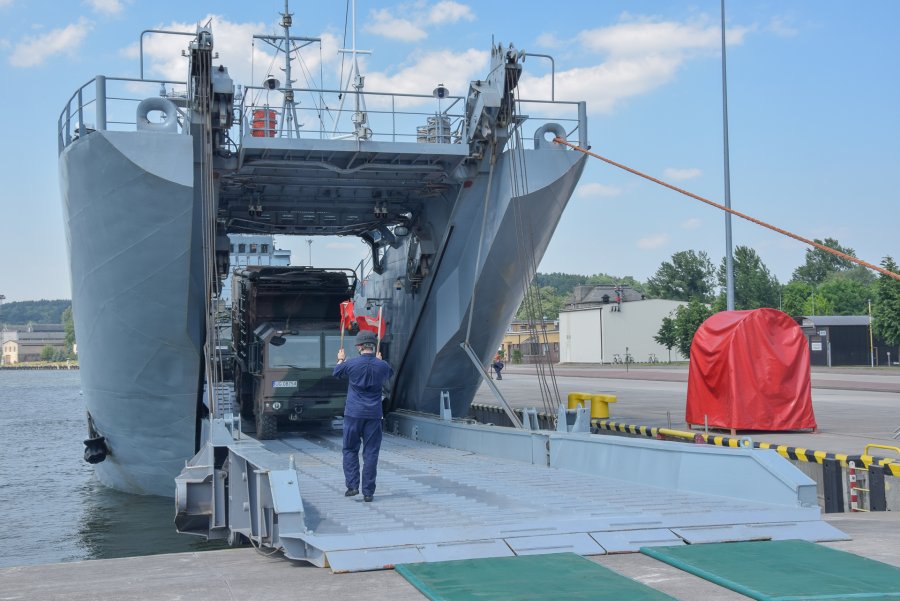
[259,430,839,571]
[176,414,846,572]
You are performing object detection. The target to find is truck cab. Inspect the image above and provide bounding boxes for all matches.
[251,323,347,438]
[231,267,356,439]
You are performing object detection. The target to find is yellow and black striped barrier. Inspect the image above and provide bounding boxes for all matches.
[593,419,900,478]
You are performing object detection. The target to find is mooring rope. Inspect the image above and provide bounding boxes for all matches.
[554,138,900,282]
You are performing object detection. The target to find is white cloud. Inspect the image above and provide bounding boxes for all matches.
[663,167,702,181]
[367,9,426,42]
[364,48,487,101]
[576,182,621,199]
[0,0,14,7]
[681,218,702,230]
[637,234,670,250]
[366,1,473,42]
[84,0,123,15]
[577,16,750,57]
[123,17,343,92]
[426,1,475,25]
[535,32,562,49]
[520,53,680,110]
[9,17,93,67]
[519,15,752,110]
[767,16,798,38]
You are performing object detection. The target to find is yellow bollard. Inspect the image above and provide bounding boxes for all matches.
[567,392,591,410]
[568,392,617,419]
[590,394,617,419]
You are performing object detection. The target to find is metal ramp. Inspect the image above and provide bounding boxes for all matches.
[176,412,847,572]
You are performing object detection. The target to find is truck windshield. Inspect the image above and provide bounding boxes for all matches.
[324,335,343,368]
[268,336,321,368]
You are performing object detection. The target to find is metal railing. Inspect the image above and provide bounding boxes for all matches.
[60,77,588,153]
[58,75,188,153]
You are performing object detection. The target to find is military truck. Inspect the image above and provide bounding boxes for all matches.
[231,266,356,439]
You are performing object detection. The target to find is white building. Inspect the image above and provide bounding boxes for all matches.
[559,285,689,364]
[220,234,291,307]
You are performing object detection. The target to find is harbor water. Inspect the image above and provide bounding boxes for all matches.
[0,370,223,569]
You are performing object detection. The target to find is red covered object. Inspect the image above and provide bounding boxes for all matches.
[686,308,816,431]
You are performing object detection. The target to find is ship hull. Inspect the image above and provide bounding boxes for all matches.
[60,130,205,496]
[362,147,587,417]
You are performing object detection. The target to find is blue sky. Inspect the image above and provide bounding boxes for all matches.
[0,0,897,302]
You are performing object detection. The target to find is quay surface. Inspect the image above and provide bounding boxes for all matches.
[3,366,897,600]
[493,364,900,457]
[2,513,897,601]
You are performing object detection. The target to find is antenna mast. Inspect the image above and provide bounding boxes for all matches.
[252,0,321,138]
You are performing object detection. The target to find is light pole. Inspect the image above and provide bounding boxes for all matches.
[721,0,735,311]
[306,238,313,266]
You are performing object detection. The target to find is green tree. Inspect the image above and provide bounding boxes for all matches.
[534,273,588,297]
[62,306,76,352]
[803,290,835,316]
[872,256,900,354]
[585,273,647,295]
[516,285,566,321]
[0,299,70,325]
[817,273,873,315]
[781,281,812,316]
[40,345,56,361]
[653,314,678,362]
[790,238,856,285]
[646,250,716,302]
[672,298,713,358]
[714,246,780,311]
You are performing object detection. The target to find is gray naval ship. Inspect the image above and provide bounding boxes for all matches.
[58,4,587,496]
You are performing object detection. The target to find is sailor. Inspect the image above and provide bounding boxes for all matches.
[333,330,393,502]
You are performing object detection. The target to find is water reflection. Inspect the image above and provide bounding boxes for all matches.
[74,478,225,561]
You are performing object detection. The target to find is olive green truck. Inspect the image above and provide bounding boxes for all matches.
[231,266,356,439]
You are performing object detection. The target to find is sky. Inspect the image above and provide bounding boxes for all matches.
[0,0,897,302]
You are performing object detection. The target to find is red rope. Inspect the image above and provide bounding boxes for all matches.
[555,138,900,281]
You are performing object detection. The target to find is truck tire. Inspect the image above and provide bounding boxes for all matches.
[256,412,278,440]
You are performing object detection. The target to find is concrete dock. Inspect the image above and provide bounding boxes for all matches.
[2,366,897,600]
[2,513,897,601]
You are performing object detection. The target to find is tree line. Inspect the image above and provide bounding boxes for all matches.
[0,299,71,325]
[0,299,77,359]
[517,238,900,360]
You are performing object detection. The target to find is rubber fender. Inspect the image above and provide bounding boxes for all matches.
[534,122,566,149]
[136,97,179,133]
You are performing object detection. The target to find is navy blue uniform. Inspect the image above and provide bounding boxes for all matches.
[333,353,393,497]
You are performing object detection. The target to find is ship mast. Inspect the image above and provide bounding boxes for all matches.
[252,0,321,138]
[334,0,372,140]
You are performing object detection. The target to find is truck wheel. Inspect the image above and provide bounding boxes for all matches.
[256,413,278,439]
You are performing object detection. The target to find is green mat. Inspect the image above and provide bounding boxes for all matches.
[641,539,900,601]
[396,552,675,600]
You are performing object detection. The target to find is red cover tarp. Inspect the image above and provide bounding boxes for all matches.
[686,308,816,431]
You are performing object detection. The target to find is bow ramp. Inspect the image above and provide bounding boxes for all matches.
[176,412,845,572]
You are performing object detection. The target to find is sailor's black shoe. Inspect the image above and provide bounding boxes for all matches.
[364,495,374,502]
[345,488,359,497]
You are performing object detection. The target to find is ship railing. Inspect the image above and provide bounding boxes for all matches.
[239,86,588,150]
[239,85,467,144]
[59,77,588,153]
[58,75,188,153]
